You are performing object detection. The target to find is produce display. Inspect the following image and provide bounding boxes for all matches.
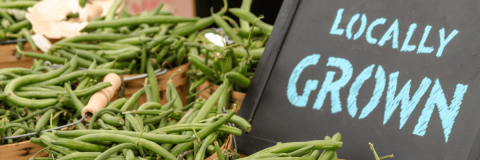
[0,0,347,160]
[0,0,38,50]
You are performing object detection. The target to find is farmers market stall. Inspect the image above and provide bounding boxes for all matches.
[0,0,348,160]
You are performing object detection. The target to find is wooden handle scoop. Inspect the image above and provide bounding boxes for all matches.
[81,73,121,122]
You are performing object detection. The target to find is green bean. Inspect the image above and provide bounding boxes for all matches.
[97,42,135,50]
[126,59,136,74]
[40,135,76,155]
[21,28,37,51]
[150,2,164,16]
[170,109,236,156]
[161,119,178,151]
[0,1,37,8]
[214,141,225,160]
[11,105,61,123]
[57,130,196,144]
[63,47,109,64]
[56,152,103,160]
[34,69,124,86]
[115,36,152,45]
[125,113,143,132]
[75,133,178,160]
[171,0,227,36]
[188,57,216,81]
[88,108,123,129]
[120,87,145,111]
[139,45,147,74]
[57,50,92,68]
[138,102,162,110]
[266,140,343,154]
[6,19,29,33]
[64,83,85,115]
[52,139,110,152]
[167,80,183,110]
[239,0,252,31]
[192,81,228,123]
[0,9,14,26]
[212,13,243,44]
[288,144,314,157]
[318,133,341,160]
[102,50,140,61]
[225,71,250,88]
[107,98,128,109]
[236,27,263,38]
[76,60,98,90]
[155,46,169,62]
[194,132,218,160]
[123,149,135,160]
[216,87,229,114]
[146,35,168,50]
[228,8,273,33]
[95,143,138,160]
[157,110,173,128]
[56,42,104,50]
[57,33,136,44]
[131,26,162,35]
[176,47,187,66]
[146,58,160,103]
[4,123,34,133]
[23,51,67,65]
[96,119,114,130]
[150,123,241,136]
[34,109,56,132]
[100,114,124,126]
[84,16,198,29]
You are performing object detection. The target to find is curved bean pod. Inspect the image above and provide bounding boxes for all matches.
[74,133,177,160]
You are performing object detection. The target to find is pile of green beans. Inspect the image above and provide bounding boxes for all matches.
[28,75,253,160]
[0,58,124,145]
[187,0,272,94]
[0,0,39,51]
[238,133,343,160]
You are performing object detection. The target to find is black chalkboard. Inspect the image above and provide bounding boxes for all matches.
[236,0,480,159]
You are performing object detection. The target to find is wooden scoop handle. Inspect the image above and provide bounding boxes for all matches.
[81,73,121,122]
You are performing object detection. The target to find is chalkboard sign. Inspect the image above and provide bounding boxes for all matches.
[236,0,480,159]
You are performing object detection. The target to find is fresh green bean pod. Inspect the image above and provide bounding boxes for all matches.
[63,47,109,64]
[107,98,128,109]
[95,143,138,160]
[7,19,29,33]
[228,8,273,33]
[88,108,123,129]
[115,36,152,45]
[225,71,250,88]
[188,57,216,81]
[51,139,110,152]
[138,102,162,110]
[84,16,198,29]
[34,69,124,86]
[21,28,37,51]
[57,130,195,144]
[194,132,218,160]
[64,83,85,115]
[150,123,241,135]
[75,133,178,160]
[212,14,243,44]
[170,109,236,156]
[56,42,104,50]
[120,87,145,111]
[23,52,67,65]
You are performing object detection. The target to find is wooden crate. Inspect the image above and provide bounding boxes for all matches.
[0,42,36,69]
[0,141,48,160]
